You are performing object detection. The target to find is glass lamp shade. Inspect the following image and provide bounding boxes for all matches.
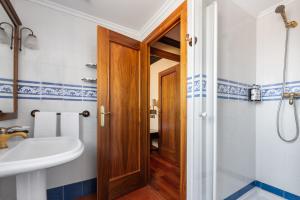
[23,34,38,49]
[0,27,10,45]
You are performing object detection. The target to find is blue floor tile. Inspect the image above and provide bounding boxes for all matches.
[47,186,63,200]
[63,182,83,200]
[83,178,97,195]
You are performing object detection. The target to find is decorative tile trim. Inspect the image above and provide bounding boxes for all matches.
[187,74,250,101]
[187,74,300,102]
[225,180,300,200]
[0,78,96,102]
[261,81,300,101]
[47,178,97,200]
[4,77,300,102]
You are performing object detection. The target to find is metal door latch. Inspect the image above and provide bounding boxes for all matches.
[100,106,111,127]
[186,34,198,46]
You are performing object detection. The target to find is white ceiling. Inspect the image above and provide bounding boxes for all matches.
[232,0,292,17]
[27,0,294,40]
[47,0,167,30]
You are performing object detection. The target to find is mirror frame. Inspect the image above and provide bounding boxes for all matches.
[0,0,22,120]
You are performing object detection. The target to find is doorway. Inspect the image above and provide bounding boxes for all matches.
[148,24,181,199]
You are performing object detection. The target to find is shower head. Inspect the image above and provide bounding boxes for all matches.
[275,5,298,28]
[275,5,285,14]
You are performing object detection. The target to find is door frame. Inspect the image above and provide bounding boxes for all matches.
[141,1,187,199]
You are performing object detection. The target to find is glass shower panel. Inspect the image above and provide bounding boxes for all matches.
[215,0,256,199]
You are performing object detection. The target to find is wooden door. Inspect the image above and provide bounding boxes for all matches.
[158,66,180,164]
[97,26,147,200]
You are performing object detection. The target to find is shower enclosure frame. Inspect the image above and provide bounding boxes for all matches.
[187,0,218,199]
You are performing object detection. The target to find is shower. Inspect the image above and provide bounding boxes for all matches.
[275,5,298,28]
[276,5,300,143]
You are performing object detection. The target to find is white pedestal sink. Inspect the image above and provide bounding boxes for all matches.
[0,137,84,200]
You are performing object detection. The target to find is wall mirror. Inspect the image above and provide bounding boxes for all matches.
[0,0,21,120]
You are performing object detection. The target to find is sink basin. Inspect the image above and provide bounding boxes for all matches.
[0,136,84,200]
[0,137,84,177]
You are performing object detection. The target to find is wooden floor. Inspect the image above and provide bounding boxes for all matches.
[149,152,180,200]
[78,152,180,200]
[117,186,165,200]
[77,194,97,200]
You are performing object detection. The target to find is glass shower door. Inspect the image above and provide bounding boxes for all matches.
[187,0,218,199]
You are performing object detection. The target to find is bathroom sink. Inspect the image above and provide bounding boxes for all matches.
[0,136,84,177]
[0,136,84,200]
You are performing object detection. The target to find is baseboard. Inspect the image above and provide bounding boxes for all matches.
[225,180,300,200]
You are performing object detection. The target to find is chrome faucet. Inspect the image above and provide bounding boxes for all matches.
[0,126,28,149]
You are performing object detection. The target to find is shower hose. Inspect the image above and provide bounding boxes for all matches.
[276,28,300,142]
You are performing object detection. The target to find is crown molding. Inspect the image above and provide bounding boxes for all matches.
[25,0,184,41]
[258,0,296,18]
[25,0,140,40]
[138,0,185,40]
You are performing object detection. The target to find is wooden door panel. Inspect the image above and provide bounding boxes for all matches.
[161,73,176,152]
[110,42,140,180]
[159,66,180,163]
[97,26,146,200]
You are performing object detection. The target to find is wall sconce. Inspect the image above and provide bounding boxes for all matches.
[0,22,14,50]
[150,99,158,118]
[19,27,37,51]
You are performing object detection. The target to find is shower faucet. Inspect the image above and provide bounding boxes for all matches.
[283,92,300,105]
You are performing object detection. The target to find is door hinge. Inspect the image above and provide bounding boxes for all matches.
[186,34,198,47]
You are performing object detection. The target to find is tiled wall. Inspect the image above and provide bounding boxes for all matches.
[0,0,98,199]
[0,78,96,101]
[256,0,300,196]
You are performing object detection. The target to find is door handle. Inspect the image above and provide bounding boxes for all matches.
[199,112,207,119]
[100,106,111,127]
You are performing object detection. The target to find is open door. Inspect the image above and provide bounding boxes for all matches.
[97,26,147,199]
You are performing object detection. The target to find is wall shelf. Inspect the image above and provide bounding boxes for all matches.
[81,77,97,83]
[85,63,97,69]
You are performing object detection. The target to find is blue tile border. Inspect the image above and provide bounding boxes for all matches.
[187,74,250,100]
[225,180,300,200]
[47,178,97,200]
[2,76,300,102]
[261,81,300,101]
[0,77,96,102]
[186,74,300,101]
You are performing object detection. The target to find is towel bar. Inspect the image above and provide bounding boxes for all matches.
[30,110,90,118]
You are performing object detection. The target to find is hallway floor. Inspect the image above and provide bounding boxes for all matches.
[149,152,180,200]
